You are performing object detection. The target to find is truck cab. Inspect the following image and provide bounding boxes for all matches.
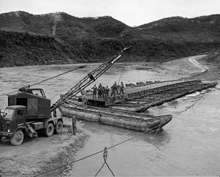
[0,105,27,145]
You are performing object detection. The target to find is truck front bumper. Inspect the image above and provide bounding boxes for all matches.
[0,131,13,138]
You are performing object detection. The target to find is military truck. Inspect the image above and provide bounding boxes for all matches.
[0,88,63,145]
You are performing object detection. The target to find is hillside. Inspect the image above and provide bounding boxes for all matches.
[0,11,220,67]
[138,15,220,42]
[0,30,85,67]
[203,47,220,66]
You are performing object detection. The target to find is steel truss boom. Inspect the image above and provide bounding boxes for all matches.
[50,46,130,112]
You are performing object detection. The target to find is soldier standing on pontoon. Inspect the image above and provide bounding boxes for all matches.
[81,91,88,109]
[120,82,124,95]
[110,84,115,98]
[105,86,110,98]
[114,82,119,94]
[92,84,97,100]
[98,83,103,100]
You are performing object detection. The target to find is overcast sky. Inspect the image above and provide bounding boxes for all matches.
[0,0,219,26]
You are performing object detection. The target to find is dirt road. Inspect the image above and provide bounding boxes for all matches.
[188,56,208,72]
[156,55,209,78]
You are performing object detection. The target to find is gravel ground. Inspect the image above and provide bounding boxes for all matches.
[0,118,89,177]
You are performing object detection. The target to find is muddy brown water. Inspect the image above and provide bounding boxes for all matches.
[0,62,220,176]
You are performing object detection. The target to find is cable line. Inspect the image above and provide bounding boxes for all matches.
[6,65,86,95]
[31,65,86,87]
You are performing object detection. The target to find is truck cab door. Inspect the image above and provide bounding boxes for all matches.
[0,109,3,131]
[15,109,26,127]
[9,109,26,132]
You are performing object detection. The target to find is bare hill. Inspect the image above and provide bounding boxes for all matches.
[0,11,220,67]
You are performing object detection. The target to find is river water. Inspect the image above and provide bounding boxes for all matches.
[0,61,220,176]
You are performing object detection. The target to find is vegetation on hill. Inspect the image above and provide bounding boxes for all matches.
[0,31,80,67]
[0,11,220,67]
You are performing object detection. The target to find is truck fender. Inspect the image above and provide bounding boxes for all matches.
[14,126,26,136]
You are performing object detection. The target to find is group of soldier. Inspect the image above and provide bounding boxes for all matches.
[80,81,125,110]
[92,81,124,100]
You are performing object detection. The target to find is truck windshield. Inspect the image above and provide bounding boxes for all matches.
[31,89,46,98]
[3,109,14,120]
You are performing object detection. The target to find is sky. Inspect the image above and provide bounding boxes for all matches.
[0,0,219,26]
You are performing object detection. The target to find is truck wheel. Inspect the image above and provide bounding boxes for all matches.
[10,130,24,146]
[55,121,63,134]
[45,123,54,137]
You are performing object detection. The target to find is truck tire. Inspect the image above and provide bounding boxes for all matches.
[45,123,54,137]
[10,130,24,146]
[55,121,63,134]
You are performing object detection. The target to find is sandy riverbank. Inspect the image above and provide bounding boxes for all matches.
[0,118,89,177]
[155,55,219,81]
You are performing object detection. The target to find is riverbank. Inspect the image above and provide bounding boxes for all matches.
[157,55,219,81]
[0,118,89,177]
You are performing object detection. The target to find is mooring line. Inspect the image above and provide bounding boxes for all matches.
[32,127,155,177]
[95,147,115,177]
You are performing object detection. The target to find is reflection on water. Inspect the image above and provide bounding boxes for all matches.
[1,62,220,176]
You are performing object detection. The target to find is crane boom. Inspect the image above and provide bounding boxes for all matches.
[50,46,130,112]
